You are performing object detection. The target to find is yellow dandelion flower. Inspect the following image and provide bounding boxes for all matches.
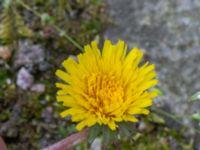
[56,40,158,131]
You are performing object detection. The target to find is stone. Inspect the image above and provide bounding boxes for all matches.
[16,67,34,90]
[42,106,53,123]
[30,83,45,93]
[0,46,11,60]
[14,41,45,72]
[90,138,102,150]
[138,121,147,131]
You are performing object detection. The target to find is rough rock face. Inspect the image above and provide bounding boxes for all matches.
[104,0,200,116]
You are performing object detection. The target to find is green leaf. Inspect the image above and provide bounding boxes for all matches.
[67,124,76,133]
[0,2,16,45]
[3,0,11,9]
[58,126,68,137]
[151,88,164,96]
[102,126,110,147]
[119,122,132,137]
[88,124,101,144]
[102,125,118,149]
[190,91,200,102]
[59,30,66,37]
[16,14,33,37]
[132,133,142,141]
[0,69,7,85]
[41,13,54,25]
[149,113,165,124]
[192,113,200,121]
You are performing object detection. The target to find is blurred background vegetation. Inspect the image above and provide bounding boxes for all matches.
[0,0,200,150]
[0,0,109,149]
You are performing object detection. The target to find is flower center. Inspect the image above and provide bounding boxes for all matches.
[85,72,124,117]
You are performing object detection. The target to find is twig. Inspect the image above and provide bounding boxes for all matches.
[41,128,89,150]
[0,137,7,150]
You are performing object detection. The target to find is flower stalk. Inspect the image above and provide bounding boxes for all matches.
[0,137,7,150]
[41,128,88,150]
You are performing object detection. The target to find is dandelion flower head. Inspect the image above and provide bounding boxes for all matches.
[56,40,158,131]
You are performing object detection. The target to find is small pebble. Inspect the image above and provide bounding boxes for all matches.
[6,78,12,85]
[30,83,45,93]
[16,67,34,90]
[90,138,102,150]
[138,122,147,131]
[0,46,11,60]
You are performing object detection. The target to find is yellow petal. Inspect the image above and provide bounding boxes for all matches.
[56,95,78,107]
[138,80,158,91]
[76,117,97,130]
[76,120,87,131]
[115,40,126,61]
[122,48,143,84]
[60,108,85,118]
[108,121,117,130]
[131,99,153,108]
[123,115,138,122]
[127,108,150,115]
[56,70,71,84]
[102,40,112,62]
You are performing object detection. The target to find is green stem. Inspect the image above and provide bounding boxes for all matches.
[54,26,83,52]
[16,0,83,52]
[17,0,40,17]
